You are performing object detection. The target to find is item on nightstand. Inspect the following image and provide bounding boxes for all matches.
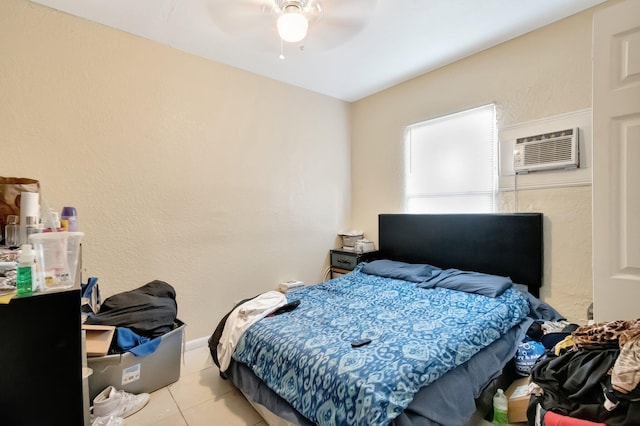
[354,239,375,253]
[61,206,78,232]
[4,215,19,247]
[492,388,508,426]
[29,231,84,290]
[16,244,35,297]
[0,177,39,242]
[42,210,63,232]
[19,192,40,245]
[279,280,304,293]
[24,216,40,240]
[338,230,364,248]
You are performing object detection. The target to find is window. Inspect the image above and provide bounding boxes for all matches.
[404,104,497,213]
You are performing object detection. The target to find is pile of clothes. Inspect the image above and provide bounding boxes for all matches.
[527,319,640,425]
[85,279,178,355]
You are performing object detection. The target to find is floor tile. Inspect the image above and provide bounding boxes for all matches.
[100,342,530,426]
[125,387,183,426]
[149,412,189,426]
[181,389,263,426]
[169,365,234,411]
[181,345,214,377]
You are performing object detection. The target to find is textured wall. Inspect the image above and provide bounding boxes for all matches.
[1,0,351,340]
[499,188,593,322]
[350,6,605,323]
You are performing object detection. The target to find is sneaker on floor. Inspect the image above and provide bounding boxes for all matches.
[92,386,150,418]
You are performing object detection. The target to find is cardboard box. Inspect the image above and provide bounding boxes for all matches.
[87,320,185,401]
[506,376,532,423]
[83,324,116,357]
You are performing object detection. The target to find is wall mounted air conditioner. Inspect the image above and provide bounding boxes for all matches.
[514,127,579,174]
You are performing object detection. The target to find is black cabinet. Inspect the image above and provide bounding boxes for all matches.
[329,249,378,279]
[0,289,84,425]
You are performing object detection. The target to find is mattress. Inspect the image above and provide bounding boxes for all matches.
[212,260,562,425]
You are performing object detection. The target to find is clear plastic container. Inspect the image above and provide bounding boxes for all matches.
[66,232,84,286]
[28,231,84,290]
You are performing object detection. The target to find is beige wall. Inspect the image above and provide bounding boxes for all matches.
[2,0,615,339]
[350,7,604,323]
[2,0,351,340]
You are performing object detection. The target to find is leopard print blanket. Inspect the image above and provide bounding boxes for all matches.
[573,319,640,394]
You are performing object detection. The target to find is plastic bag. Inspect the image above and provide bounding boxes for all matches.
[0,177,39,232]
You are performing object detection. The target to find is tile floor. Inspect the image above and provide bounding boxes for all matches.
[121,344,518,426]
[124,344,265,426]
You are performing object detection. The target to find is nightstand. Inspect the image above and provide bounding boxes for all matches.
[329,249,378,279]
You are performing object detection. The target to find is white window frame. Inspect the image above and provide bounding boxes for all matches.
[404,104,498,214]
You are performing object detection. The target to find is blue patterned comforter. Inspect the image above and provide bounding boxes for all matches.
[233,268,530,426]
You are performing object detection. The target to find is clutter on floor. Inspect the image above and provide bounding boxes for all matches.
[90,385,149,425]
[82,278,186,401]
[90,416,124,426]
[527,318,640,425]
[84,279,178,338]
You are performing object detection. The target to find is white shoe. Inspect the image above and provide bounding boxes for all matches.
[92,386,150,418]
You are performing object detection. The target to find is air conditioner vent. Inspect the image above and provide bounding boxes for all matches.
[514,128,579,174]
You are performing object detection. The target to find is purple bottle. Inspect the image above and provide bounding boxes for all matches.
[61,206,78,232]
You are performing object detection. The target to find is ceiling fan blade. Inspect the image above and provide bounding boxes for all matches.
[312,0,378,22]
[206,0,275,36]
[204,0,379,54]
[300,0,378,50]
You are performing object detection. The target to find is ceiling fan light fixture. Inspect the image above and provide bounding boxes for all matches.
[277,4,308,43]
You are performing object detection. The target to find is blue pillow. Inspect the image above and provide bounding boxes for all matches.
[424,268,513,297]
[361,259,441,283]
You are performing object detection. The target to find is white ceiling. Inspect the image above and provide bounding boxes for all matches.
[31,0,606,102]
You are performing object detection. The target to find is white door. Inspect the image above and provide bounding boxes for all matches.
[593,0,640,321]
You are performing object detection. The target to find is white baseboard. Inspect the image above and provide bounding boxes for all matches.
[185,335,209,352]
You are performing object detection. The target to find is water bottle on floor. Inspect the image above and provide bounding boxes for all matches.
[493,388,508,426]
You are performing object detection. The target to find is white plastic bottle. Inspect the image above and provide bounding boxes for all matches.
[492,388,508,426]
[16,244,36,297]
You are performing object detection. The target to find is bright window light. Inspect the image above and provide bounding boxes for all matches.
[404,104,497,213]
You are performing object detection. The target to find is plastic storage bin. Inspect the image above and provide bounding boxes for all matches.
[28,231,84,290]
[87,320,185,401]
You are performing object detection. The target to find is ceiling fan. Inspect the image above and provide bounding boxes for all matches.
[206,0,379,57]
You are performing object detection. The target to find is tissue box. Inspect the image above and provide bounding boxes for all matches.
[87,320,185,401]
[506,376,532,423]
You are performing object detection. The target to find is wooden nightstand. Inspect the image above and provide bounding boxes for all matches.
[329,249,378,279]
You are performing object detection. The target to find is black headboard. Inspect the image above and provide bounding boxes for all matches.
[378,213,543,297]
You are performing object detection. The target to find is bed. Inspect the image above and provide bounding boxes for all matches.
[210,213,560,426]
